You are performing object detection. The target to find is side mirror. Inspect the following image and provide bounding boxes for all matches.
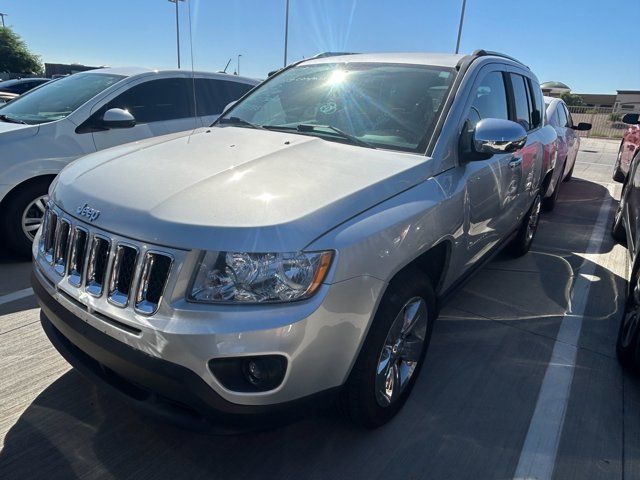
[572,122,592,131]
[623,113,640,125]
[473,118,527,155]
[223,101,237,113]
[101,108,136,129]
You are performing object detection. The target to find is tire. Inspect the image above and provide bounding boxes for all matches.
[613,142,626,183]
[339,269,436,428]
[542,172,561,212]
[0,178,51,258]
[509,193,542,257]
[617,271,640,370]
[563,162,575,182]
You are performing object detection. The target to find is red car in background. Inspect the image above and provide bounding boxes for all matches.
[613,113,640,183]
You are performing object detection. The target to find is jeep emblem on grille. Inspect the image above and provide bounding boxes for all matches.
[76,203,100,222]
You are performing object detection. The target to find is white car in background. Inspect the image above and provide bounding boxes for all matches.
[541,96,591,210]
[0,67,258,256]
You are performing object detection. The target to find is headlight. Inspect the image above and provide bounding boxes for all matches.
[188,251,333,304]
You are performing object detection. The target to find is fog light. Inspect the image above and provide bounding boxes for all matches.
[208,355,287,392]
[244,358,266,386]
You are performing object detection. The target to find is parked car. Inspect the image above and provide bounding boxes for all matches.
[0,92,18,105]
[0,68,258,256]
[0,78,50,103]
[541,96,591,210]
[613,113,640,183]
[32,50,556,429]
[612,144,640,369]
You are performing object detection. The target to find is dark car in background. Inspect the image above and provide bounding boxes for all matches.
[613,113,640,183]
[0,78,50,104]
[612,145,640,369]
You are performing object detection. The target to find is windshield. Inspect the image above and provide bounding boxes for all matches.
[219,62,455,153]
[0,73,124,124]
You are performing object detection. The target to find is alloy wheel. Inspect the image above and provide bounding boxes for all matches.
[375,297,428,407]
[21,195,48,241]
[526,195,542,244]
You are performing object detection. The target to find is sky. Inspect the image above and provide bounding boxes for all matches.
[2,0,638,94]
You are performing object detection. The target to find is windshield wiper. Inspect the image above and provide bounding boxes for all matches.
[218,116,265,130]
[0,114,27,125]
[292,124,376,149]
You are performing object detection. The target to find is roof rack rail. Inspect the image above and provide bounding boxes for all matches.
[470,49,529,69]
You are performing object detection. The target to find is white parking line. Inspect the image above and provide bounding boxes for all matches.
[513,184,615,480]
[0,287,34,306]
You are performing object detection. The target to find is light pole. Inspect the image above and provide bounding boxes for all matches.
[237,54,242,76]
[168,0,185,69]
[0,13,8,28]
[283,0,290,67]
[455,0,467,54]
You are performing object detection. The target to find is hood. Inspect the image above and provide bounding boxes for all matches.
[0,120,39,137]
[53,127,432,252]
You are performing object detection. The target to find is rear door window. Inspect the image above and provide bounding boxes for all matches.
[105,78,192,123]
[508,73,532,131]
[527,79,543,128]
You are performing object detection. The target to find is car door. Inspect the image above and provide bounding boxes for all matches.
[194,78,254,126]
[506,72,541,217]
[461,67,525,264]
[91,77,197,151]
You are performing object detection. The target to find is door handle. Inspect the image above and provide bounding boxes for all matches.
[509,157,523,169]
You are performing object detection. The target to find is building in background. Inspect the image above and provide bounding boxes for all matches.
[542,80,640,112]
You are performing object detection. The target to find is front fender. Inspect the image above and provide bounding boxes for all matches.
[307,172,463,286]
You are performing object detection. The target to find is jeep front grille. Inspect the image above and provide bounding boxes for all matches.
[39,205,173,316]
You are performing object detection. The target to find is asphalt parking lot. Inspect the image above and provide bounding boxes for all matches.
[0,138,638,480]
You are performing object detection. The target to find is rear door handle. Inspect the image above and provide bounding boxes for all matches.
[509,157,523,169]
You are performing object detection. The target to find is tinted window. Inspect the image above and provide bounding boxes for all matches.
[469,71,509,125]
[195,79,253,116]
[556,104,568,127]
[106,78,192,123]
[0,73,123,124]
[528,79,543,128]
[509,74,532,131]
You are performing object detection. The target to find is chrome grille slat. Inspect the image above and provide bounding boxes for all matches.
[43,211,58,264]
[135,251,173,315]
[108,244,138,307]
[38,205,174,317]
[85,235,111,297]
[53,219,71,276]
[68,226,88,287]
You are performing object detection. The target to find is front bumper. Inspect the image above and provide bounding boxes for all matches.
[33,264,385,428]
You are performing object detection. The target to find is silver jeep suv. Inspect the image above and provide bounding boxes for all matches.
[32,51,557,429]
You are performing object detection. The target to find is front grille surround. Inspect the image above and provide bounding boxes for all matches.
[38,204,176,317]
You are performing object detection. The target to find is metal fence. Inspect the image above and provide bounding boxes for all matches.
[567,105,630,139]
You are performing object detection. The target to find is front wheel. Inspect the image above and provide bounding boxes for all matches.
[0,179,51,258]
[509,193,541,257]
[339,270,436,428]
[612,197,627,244]
[617,272,640,370]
